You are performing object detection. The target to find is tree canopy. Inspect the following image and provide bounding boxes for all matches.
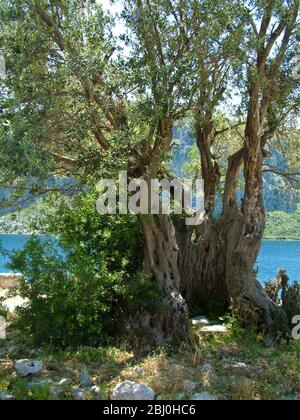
[0,0,299,343]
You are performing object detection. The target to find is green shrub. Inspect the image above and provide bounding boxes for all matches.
[0,299,8,319]
[283,283,300,328]
[6,192,162,348]
[9,239,128,346]
[263,270,300,339]
[264,280,281,305]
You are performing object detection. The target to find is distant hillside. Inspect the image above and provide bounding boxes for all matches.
[171,124,299,214]
[0,200,299,240]
[0,200,49,234]
[264,205,300,240]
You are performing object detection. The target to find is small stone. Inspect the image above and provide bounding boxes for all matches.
[190,392,218,400]
[111,380,155,400]
[170,363,186,371]
[72,388,87,401]
[191,316,210,326]
[231,362,248,369]
[202,363,213,372]
[80,368,93,388]
[89,385,102,400]
[59,378,72,387]
[200,325,228,334]
[0,392,14,400]
[15,359,43,377]
[183,380,197,393]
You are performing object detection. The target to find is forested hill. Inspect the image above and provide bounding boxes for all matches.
[171,124,299,214]
[0,124,298,233]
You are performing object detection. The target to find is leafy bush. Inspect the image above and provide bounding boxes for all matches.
[283,283,300,328]
[7,192,162,347]
[264,280,281,305]
[9,239,127,347]
[264,270,300,338]
[0,299,8,319]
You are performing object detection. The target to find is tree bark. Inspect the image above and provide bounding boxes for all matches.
[177,219,228,309]
[224,105,277,337]
[196,120,221,217]
[132,214,189,345]
[129,116,189,345]
[177,133,277,338]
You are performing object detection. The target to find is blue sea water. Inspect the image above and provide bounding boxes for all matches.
[255,240,299,283]
[0,235,299,283]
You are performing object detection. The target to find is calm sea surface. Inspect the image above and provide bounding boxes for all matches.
[0,235,299,283]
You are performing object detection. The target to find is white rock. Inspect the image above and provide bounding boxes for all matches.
[202,363,213,372]
[191,316,210,326]
[59,378,72,387]
[89,385,102,400]
[190,392,217,400]
[230,362,248,369]
[72,388,87,401]
[183,380,197,393]
[111,380,155,400]
[15,359,43,377]
[80,368,93,388]
[200,325,228,334]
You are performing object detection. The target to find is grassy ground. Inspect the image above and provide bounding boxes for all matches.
[1,319,299,401]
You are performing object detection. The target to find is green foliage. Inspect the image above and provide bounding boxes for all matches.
[0,298,8,318]
[283,283,300,328]
[263,271,300,338]
[5,192,162,348]
[265,205,300,240]
[264,280,281,305]
[0,199,51,233]
[9,238,127,347]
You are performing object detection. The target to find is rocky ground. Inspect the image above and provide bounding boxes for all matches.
[0,307,299,400]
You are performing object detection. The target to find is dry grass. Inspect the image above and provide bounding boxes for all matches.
[0,323,299,400]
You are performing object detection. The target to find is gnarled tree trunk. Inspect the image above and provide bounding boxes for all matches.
[225,106,277,337]
[177,219,228,308]
[132,214,189,345]
[131,117,189,345]
[177,126,277,337]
